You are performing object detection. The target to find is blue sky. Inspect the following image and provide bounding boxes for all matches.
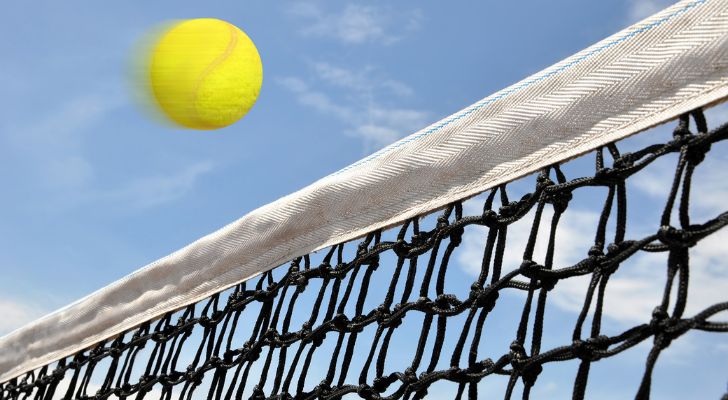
[2,0,727,398]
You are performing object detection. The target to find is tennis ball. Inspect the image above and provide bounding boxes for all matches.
[148,18,263,130]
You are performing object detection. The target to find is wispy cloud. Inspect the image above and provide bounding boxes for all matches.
[99,161,215,210]
[6,91,123,189]
[626,0,674,23]
[0,298,47,336]
[288,3,422,45]
[278,63,429,148]
[3,89,214,211]
[278,76,354,120]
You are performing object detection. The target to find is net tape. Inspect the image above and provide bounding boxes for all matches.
[2,110,728,400]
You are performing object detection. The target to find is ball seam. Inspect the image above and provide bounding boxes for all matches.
[190,21,239,129]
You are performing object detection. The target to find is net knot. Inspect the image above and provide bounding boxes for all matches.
[212,309,225,322]
[375,304,391,322]
[313,382,331,397]
[588,245,604,257]
[509,341,527,369]
[436,215,450,230]
[138,374,153,387]
[473,286,499,312]
[411,232,427,248]
[198,315,213,329]
[499,201,519,219]
[572,336,609,361]
[673,121,691,139]
[361,254,380,268]
[480,209,498,226]
[393,239,410,257]
[89,345,106,358]
[612,152,635,169]
[108,345,123,358]
[657,226,694,248]
[413,386,429,399]
[317,262,334,279]
[332,313,350,331]
[435,294,457,310]
[253,289,275,303]
[548,192,572,214]
[227,291,245,308]
[536,173,554,190]
[350,315,366,333]
[387,312,404,329]
[356,384,377,399]
[290,271,308,289]
[540,276,557,291]
[185,369,204,386]
[416,296,431,310]
[449,226,465,246]
[288,260,300,273]
[508,341,542,385]
[402,367,418,384]
[521,364,543,387]
[357,241,371,256]
[606,241,629,258]
[648,308,680,348]
[242,342,262,362]
[208,355,222,368]
[309,329,326,347]
[373,374,397,393]
[164,370,183,384]
[264,328,279,341]
[544,187,573,213]
[300,321,313,338]
[520,260,543,278]
[650,308,671,332]
[686,141,711,165]
[473,358,495,374]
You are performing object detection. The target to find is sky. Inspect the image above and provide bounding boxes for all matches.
[1,0,727,399]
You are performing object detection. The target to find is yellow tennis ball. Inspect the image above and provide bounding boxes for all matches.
[148,18,263,130]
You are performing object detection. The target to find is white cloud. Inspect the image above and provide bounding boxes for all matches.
[6,92,123,189]
[457,204,599,277]
[457,195,728,326]
[278,76,354,120]
[3,89,215,211]
[634,157,728,222]
[100,161,215,209]
[288,3,422,45]
[627,0,675,23]
[277,63,429,147]
[0,298,47,336]
[312,62,373,91]
[349,108,430,144]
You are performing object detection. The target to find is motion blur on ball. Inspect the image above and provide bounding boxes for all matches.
[139,18,263,130]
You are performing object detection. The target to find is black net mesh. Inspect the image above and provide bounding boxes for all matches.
[2,109,728,400]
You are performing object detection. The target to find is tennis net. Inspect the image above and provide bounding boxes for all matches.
[2,109,728,400]
[2,1,728,399]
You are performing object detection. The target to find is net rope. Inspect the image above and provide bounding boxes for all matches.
[2,109,728,400]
